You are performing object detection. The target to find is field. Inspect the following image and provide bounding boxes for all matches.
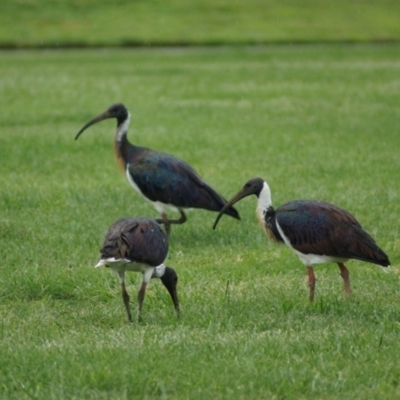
[1,0,400,47]
[0,44,400,398]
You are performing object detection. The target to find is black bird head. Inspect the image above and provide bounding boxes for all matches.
[159,266,180,315]
[75,103,129,140]
[213,177,265,229]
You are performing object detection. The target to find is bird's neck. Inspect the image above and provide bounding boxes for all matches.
[114,112,132,173]
[256,182,279,240]
[256,182,273,222]
[115,112,131,143]
[152,264,166,278]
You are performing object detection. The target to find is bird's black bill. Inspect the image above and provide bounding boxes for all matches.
[160,267,180,315]
[213,188,252,230]
[169,288,180,315]
[162,283,180,315]
[75,110,112,140]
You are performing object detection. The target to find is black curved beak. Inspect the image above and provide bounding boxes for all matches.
[165,284,180,316]
[213,186,255,230]
[75,110,113,140]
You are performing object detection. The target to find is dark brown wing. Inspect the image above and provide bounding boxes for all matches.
[100,217,168,266]
[276,200,390,266]
[127,148,240,219]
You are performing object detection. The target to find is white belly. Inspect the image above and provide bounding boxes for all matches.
[292,250,348,266]
[95,257,148,273]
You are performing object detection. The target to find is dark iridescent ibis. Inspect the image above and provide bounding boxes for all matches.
[213,177,391,301]
[95,217,180,322]
[75,103,240,235]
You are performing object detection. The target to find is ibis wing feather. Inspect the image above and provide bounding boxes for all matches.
[100,218,168,266]
[276,200,390,266]
[127,149,240,218]
[100,218,139,259]
[126,219,168,266]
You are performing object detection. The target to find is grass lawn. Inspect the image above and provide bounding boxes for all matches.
[1,0,400,47]
[0,44,399,398]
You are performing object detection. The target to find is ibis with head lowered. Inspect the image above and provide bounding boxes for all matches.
[213,177,391,301]
[95,217,180,322]
[75,103,240,235]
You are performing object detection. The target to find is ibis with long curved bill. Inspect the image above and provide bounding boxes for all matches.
[75,103,240,235]
[213,177,391,301]
[95,217,180,322]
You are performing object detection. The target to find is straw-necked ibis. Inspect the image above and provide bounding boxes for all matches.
[213,177,391,301]
[75,103,240,235]
[95,217,179,322]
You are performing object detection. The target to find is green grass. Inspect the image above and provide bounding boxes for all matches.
[1,0,400,47]
[1,44,400,398]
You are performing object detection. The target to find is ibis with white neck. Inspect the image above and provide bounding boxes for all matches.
[75,103,240,235]
[213,177,391,301]
[95,217,179,322]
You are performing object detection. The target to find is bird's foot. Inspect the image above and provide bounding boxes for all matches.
[155,214,171,236]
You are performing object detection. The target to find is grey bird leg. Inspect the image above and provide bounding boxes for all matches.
[121,282,133,323]
[137,281,148,322]
[156,209,187,236]
[338,263,351,297]
[307,266,316,302]
[157,213,171,236]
